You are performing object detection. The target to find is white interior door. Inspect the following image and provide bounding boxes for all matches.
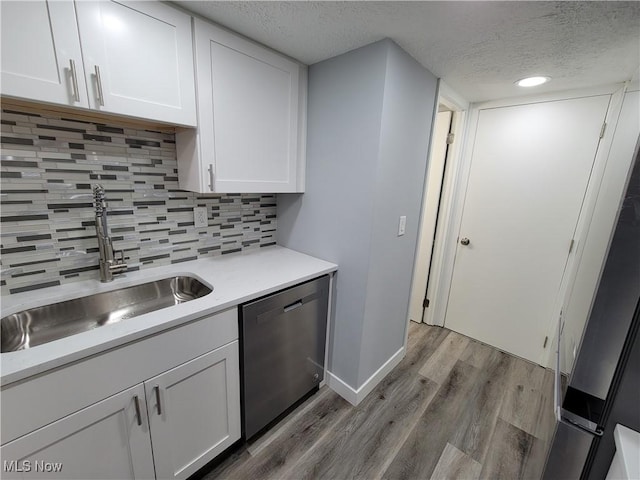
[445,95,610,364]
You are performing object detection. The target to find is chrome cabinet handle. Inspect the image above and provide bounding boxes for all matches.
[133,395,142,426]
[554,316,562,422]
[69,59,80,102]
[208,164,214,192]
[460,238,470,246]
[94,65,105,106]
[154,385,162,415]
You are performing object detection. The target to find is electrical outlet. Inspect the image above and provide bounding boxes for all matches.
[398,216,407,236]
[193,207,208,228]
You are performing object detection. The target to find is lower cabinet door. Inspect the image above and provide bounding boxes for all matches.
[0,384,155,480]
[145,341,241,479]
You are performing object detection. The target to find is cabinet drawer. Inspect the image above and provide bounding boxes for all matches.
[1,308,237,444]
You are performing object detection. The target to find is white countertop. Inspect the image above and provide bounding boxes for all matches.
[0,246,337,386]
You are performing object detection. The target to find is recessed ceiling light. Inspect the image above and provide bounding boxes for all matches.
[516,76,550,87]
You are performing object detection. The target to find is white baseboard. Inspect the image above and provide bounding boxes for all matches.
[327,346,405,406]
[326,371,359,405]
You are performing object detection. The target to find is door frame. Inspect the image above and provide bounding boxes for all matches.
[417,82,469,327]
[408,109,452,323]
[427,83,630,368]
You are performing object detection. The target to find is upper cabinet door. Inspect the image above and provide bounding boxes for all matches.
[193,18,305,193]
[0,1,89,108]
[74,1,196,126]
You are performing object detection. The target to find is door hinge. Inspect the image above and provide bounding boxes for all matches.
[599,122,607,139]
[446,133,455,144]
[569,239,575,253]
[543,336,549,348]
[423,298,430,308]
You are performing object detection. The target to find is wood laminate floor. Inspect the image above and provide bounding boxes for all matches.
[200,322,555,480]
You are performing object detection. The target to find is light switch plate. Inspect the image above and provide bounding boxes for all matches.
[194,207,208,228]
[398,216,407,236]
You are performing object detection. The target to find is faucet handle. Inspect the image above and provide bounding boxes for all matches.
[109,249,127,273]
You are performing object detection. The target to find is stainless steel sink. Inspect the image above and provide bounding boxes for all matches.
[1,276,212,353]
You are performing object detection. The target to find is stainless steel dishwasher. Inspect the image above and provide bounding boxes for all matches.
[240,275,330,439]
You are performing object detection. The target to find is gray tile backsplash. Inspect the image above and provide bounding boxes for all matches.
[0,108,276,295]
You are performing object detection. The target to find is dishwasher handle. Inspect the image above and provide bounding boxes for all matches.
[284,300,303,313]
[255,291,321,324]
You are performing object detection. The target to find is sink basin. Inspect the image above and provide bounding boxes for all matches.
[1,276,212,353]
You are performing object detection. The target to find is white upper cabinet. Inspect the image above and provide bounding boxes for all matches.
[0,1,89,108]
[176,18,307,193]
[74,1,196,126]
[0,1,196,127]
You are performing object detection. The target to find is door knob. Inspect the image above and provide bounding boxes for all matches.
[460,238,470,246]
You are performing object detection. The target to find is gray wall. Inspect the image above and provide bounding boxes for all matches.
[359,42,438,385]
[277,39,438,390]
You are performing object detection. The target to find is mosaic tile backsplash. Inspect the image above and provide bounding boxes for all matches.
[0,108,277,295]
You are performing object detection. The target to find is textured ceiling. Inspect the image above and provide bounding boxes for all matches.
[173,1,640,102]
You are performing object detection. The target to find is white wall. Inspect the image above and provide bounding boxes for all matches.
[277,39,438,397]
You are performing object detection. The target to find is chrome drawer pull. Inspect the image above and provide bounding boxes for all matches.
[133,395,142,426]
[154,385,162,415]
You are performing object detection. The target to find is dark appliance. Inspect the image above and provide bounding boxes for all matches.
[543,143,640,479]
[240,275,330,439]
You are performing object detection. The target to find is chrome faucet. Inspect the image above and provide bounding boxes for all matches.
[93,184,127,282]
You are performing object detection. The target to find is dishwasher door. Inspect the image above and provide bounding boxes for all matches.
[240,275,330,439]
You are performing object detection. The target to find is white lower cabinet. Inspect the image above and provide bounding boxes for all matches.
[146,342,241,480]
[0,340,240,480]
[0,384,155,480]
